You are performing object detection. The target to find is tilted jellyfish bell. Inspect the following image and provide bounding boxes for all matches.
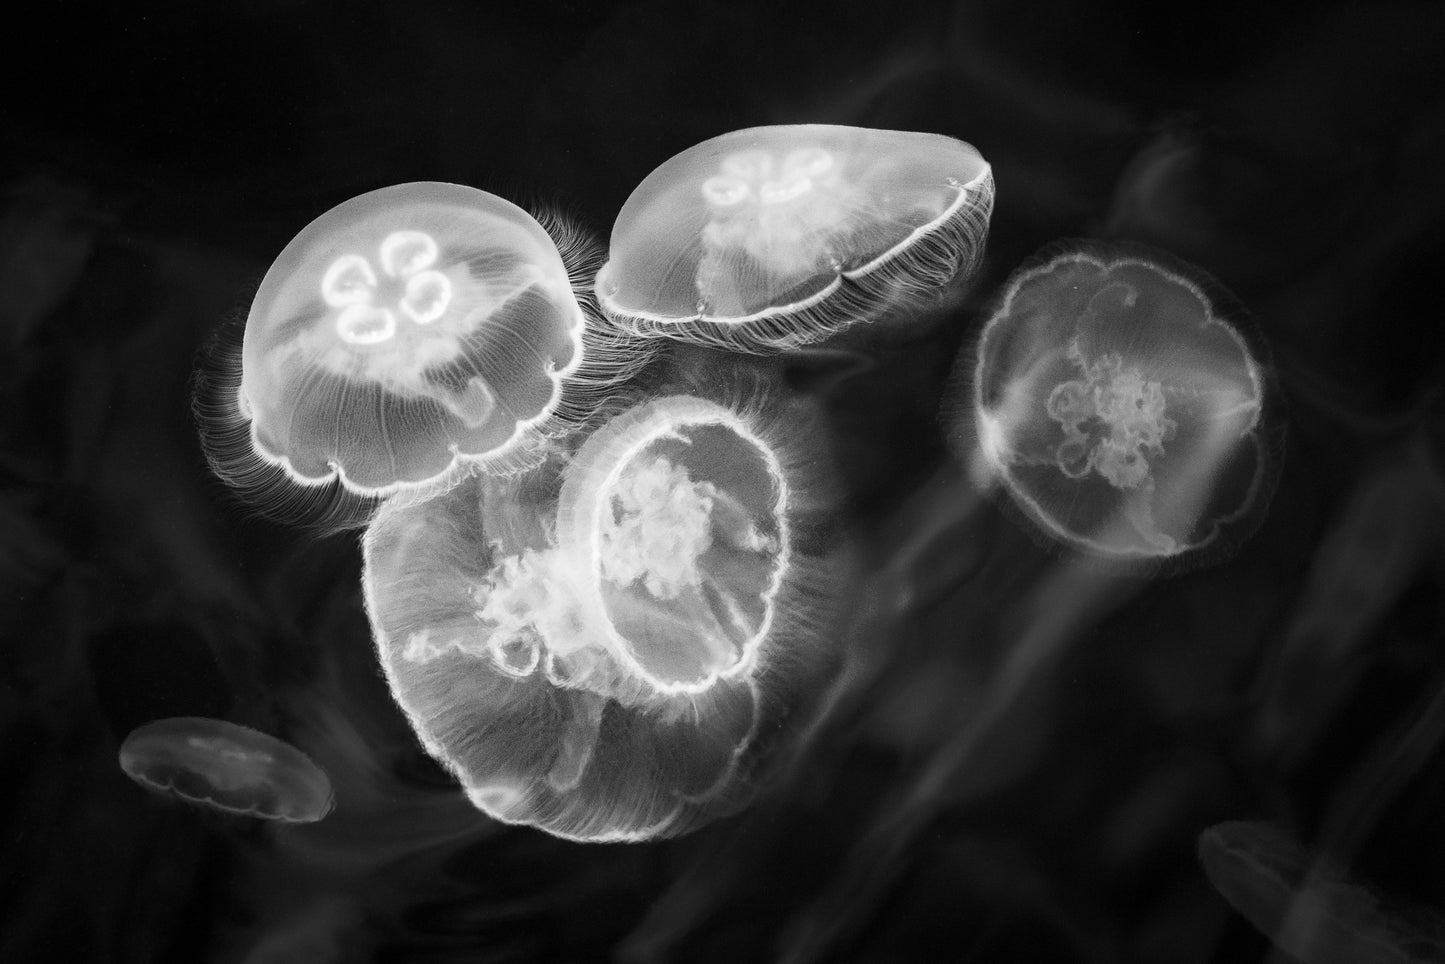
[596,124,994,353]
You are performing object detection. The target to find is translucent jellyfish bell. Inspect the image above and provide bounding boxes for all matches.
[118,717,334,823]
[362,391,845,841]
[596,124,994,352]
[550,397,789,694]
[234,182,588,498]
[952,244,1280,572]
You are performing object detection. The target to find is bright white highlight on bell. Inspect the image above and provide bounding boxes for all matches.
[335,304,398,346]
[952,244,1279,571]
[361,391,845,841]
[322,230,454,344]
[378,229,438,278]
[401,270,452,325]
[321,254,376,307]
[596,124,994,352]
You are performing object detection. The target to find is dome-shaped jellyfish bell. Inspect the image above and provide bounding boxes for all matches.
[118,717,334,823]
[222,182,593,507]
[947,243,1282,575]
[595,125,994,353]
[361,390,846,842]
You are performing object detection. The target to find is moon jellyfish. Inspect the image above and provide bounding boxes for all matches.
[362,391,844,841]
[118,717,335,823]
[596,124,994,353]
[951,245,1279,572]
[210,181,606,508]
[1198,821,1445,964]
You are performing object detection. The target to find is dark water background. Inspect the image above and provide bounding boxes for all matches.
[4,1,1445,961]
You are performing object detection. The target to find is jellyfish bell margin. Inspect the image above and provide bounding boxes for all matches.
[361,387,852,842]
[595,124,995,354]
[944,241,1285,577]
[195,181,649,531]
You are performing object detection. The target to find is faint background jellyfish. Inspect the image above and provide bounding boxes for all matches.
[595,124,994,353]
[361,382,849,842]
[198,181,643,526]
[1197,820,1445,964]
[945,243,1282,574]
[118,717,334,823]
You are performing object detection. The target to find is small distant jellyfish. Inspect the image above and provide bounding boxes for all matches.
[950,244,1279,571]
[595,124,994,353]
[118,717,334,823]
[362,391,845,841]
[208,181,619,511]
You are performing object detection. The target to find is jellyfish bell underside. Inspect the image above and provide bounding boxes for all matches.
[235,181,588,499]
[596,124,994,353]
[118,717,335,823]
[555,395,788,694]
[968,248,1274,570]
[363,394,836,841]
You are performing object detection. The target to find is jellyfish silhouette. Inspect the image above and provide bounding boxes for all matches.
[595,124,994,353]
[949,244,1280,573]
[118,717,334,823]
[362,389,846,841]
[203,181,636,519]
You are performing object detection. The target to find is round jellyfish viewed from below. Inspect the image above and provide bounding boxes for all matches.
[362,390,846,841]
[595,124,994,353]
[216,182,598,504]
[554,396,791,696]
[118,717,335,823]
[952,244,1279,571]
